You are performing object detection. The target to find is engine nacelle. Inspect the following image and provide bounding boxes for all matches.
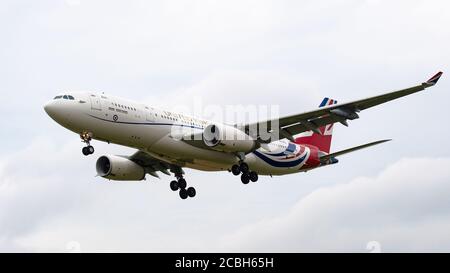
[203,123,256,153]
[96,155,145,181]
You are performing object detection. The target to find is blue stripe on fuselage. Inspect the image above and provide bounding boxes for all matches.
[253,150,307,168]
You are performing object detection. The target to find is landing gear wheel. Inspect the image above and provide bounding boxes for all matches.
[239,162,249,174]
[82,147,89,156]
[231,165,241,176]
[80,132,94,156]
[179,188,188,199]
[249,171,258,182]
[170,180,179,191]
[178,178,187,189]
[172,173,195,199]
[241,173,250,184]
[187,187,196,198]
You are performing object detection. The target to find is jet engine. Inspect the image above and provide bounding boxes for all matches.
[96,155,145,181]
[203,123,256,153]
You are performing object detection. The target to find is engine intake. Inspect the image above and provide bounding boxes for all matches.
[96,155,145,181]
[203,124,256,153]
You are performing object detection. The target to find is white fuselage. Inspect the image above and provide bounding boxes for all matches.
[44,92,315,176]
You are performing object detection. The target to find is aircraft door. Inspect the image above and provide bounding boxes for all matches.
[146,107,156,122]
[90,95,102,111]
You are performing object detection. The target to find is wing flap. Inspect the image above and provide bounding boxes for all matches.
[128,150,182,178]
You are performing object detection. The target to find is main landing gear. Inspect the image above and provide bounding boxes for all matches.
[231,162,258,184]
[170,174,196,200]
[80,131,95,156]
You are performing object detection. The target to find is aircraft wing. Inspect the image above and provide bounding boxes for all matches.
[244,72,443,141]
[127,150,183,178]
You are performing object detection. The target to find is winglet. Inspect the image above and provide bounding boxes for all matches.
[425,71,443,86]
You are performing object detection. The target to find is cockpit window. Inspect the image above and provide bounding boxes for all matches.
[54,95,75,100]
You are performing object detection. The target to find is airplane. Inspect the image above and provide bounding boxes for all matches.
[44,71,443,199]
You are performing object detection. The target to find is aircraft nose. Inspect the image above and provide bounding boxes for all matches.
[44,100,66,122]
[44,101,56,117]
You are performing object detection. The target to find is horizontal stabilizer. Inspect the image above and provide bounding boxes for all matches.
[320,139,391,162]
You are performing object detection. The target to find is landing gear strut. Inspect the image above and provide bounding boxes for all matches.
[80,131,94,156]
[231,161,259,184]
[170,174,196,200]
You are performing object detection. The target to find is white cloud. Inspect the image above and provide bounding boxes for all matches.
[219,157,450,252]
[0,137,97,249]
[0,136,305,252]
[2,135,450,252]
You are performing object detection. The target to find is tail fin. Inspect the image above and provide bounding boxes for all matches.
[294,98,337,153]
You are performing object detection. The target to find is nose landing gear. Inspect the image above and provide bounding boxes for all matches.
[170,174,196,200]
[231,162,259,184]
[82,145,95,156]
[80,131,94,156]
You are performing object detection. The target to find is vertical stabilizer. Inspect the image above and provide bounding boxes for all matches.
[294,98,337,153]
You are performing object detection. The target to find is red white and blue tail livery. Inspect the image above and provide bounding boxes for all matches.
[294,97,338,153]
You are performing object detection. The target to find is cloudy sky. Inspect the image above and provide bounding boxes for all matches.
[1,0,450,252]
